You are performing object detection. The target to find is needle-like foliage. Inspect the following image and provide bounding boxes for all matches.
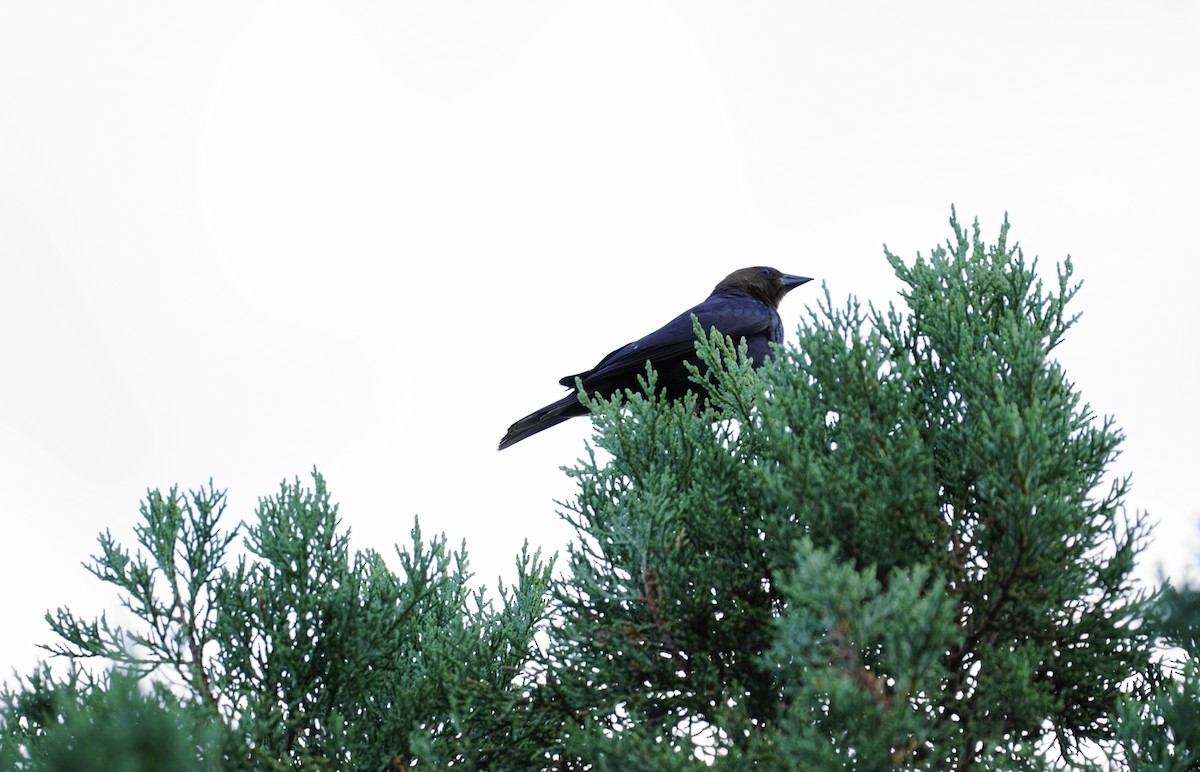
[533,211,1163,769]
[3,470,552,769]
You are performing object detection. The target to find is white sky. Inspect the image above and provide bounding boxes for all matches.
[2,2,1198,681]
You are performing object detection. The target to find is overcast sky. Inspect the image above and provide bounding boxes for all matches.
[2,2,1198,680]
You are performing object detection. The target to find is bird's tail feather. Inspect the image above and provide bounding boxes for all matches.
[498,393,584,450]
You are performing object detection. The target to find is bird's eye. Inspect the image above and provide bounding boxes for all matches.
[759,267,770,275]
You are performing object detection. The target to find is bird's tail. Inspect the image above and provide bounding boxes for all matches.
[498,393,585,450]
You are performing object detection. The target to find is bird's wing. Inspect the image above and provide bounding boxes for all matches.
[560,294,775,388]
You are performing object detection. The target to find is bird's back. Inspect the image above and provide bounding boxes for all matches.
[563,289,782,398]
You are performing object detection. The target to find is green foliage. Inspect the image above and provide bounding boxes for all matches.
[43,481,234,690]
[3,470,552,769]
[1110,574,1200,770]
[766,539,960,768]
[542,372,779,765]
[0,666,233,771]
[535,210,1156,769]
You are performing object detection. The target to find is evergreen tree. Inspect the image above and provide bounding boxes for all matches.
[532,211,1160,769]
[2,471,552,769]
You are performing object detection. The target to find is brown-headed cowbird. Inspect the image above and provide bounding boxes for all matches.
[498,266,812,450]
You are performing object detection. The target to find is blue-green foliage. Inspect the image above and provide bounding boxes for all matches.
[767,539,960,768]
[3,471,552,769]
[0,667,230,771]
[1110,576,1200,770]
[540,211,1158,769]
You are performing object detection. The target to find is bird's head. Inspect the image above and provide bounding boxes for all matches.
[715,266,813,308]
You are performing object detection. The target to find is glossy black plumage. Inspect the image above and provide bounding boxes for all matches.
[498,266,813,450]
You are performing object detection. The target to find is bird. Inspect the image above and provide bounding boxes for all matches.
[498,266,813,450]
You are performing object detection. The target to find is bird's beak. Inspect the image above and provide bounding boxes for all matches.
[779,274,814,292]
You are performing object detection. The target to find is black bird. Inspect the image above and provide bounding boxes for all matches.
[498,266,813,450]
